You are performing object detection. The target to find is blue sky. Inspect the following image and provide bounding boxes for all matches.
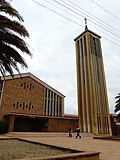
[11,0,120,114]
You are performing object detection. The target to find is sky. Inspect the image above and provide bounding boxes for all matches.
[10,0,120,114]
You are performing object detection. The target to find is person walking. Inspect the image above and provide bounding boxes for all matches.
[68,127,72,137]
[76,127,81,139]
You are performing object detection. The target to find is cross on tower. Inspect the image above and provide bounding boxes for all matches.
[85,18,88,30]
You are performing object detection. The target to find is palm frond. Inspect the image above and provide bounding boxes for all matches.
[0,53,14,76]
[0,0,24,21]
[0,30,32,56]
[115,98,120,104]
[0,0,32,76]
[114,93,120,121]
[115,95,120,99]
[0,42,28,68]
[0,15,29,37]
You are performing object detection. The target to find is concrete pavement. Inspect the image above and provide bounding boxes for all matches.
[2,132,120,160]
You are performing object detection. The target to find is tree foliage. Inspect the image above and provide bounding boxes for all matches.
[0,0,32,76]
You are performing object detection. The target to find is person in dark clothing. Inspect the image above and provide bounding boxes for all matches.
[68,127,72,137]
[76,127,81,139]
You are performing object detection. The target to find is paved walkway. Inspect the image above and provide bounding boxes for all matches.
[2,133,120,160]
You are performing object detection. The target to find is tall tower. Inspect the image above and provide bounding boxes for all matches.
[74,27,112,135]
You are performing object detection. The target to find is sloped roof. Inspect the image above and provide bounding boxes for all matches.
[1,72,65,97]
[74,29,101,41]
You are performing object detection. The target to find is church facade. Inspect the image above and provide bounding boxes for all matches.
[0,73,78,132]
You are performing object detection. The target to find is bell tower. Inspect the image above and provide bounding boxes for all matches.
[74,27,112,135]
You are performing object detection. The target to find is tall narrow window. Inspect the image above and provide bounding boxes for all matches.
[24,82,26,89]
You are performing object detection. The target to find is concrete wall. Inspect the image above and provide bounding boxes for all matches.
[40,153,100,160]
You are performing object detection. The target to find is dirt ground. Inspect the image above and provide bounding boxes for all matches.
[0,139,71,160]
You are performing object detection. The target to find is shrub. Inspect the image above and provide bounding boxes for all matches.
[0,121,8,134]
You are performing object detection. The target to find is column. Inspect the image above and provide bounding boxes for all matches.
[8,115,15,132]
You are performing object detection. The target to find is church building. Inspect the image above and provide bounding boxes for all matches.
[0,73,78,132]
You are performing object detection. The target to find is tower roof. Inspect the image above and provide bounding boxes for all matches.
[74,29,101,41]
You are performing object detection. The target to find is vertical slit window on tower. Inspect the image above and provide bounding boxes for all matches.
[95,39,101,57]
[80,39,83,58]
[77,40,80,60]
[93,37,98,56]
[90,35,95,55]
[83,35,87,55]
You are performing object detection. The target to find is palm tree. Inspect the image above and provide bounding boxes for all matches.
[0,0,32,76]
[115,93,120,121]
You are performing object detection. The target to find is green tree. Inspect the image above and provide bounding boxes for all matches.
[115,93,120,121]
[0,0,32,76]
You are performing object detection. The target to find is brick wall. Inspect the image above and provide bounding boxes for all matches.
[48,118,78,132]
[0,77,44,116]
